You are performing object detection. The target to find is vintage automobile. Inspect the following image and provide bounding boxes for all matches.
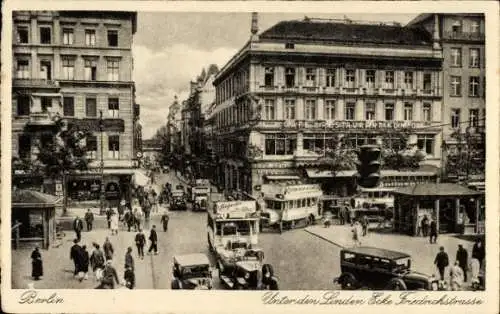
[219,254,279,290]
[171,254,213,290]
[170,190,187,211]
[334,247,433,290]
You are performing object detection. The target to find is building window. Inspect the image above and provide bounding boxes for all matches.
[345,70,355,88]
[451,21,462,34]
[326,69,336,87]
[63,97,74,116]
[451,108,461,128]
[62,58,75,80]
[417,134,434,155]
[19,135,31,159]
[422,102,432,122]
[470,21,480,34]
[108,98,119,117]
[285,43,295,49]
[40,27,51,44]
[305,99,316,120]
[84,59,97,81]
[324,100,335,120]
[303,133,326,152]
[264,67,274,87]
[404,72,414,89]
[284,99,296,120]
[469,76,480,97]
[108,135,120,159]
[17,26,29,43]
[403,102,413,121]
[469,109,479,127]
[450,48,462,67]
[365,102,375,120]
[17,95,30,116]
[450,76,462,96]
[86,135,97,159]
[85,29,96,46]
[469,48,480,68]
[41,97,52,113]
[345,102,355,120]
[16,60,30,79]
[385,103,394,120]
[62,28,74,45]
[264,99,275,120]
[285,68,296,87]
[264,134,296,155]
[423,73,432,92]
[40,60,52,80]
[107,30,118,47]
[365,70,375,88]
[305,68,316,87]
[86,98,97,117]
[107,60,120,81]
[384,71,394,89]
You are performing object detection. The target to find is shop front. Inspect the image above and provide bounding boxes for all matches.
[12,189,61,250]
[393,183,483,236]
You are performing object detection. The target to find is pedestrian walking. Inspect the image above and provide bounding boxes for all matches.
[429,219,438,244]
[106,208,112,229]
[361,215,368,236]
[421,215,429,237]
[124,265,135,289]
[134,208,143,231]
[73,216,84,241]
[161,211,170,232]
[449,261,465,291]
[135,229,146,259]
[434,246,449,281]
[110,210,119,235]
[90,243,105,279]
[78,245,90,282]
[470,257,481,290]
[472,239,485,268]
[125,247,135,271]
[70,239,81,277]
[351,222,361,247]
[416,215,422,236]
[84,209,94,231]
[456,244,469,282]
[103,237,114,261]
[96,260,120,289]
[148,225,158,255]
[30,247,43,280]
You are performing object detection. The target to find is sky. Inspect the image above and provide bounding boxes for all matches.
[133,12,416,139]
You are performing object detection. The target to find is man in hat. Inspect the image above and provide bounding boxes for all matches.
[135,229,146,259]
[73,216,84,241]
[148,225,158,255]
[70,239,81,277]
[456,244,469,282]
[160,211,170,232]
[84,209,94,232]
[434,246,449,281]
[97,260,120,289]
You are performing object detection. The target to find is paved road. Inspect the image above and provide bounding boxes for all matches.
[13,171,341,290]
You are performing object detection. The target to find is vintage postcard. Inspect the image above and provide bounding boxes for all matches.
[1,1,499,313]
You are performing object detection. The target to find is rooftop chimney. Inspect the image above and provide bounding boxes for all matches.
[251,12,259,42]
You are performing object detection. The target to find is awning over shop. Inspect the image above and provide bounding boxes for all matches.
[393,183,482,197]
[12,189,62,208]
[132,170,150,187]
[264,175,301,181]
[306,169,356,178]
[31,93,62,98]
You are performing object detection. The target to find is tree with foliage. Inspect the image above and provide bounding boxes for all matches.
[379,128,426,170]
[13,115,91,213]
[315,135,358,176]
[445,130,485,179]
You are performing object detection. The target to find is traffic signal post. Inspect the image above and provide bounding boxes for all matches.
[355,145,382,188]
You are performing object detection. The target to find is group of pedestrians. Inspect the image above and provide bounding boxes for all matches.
[433,239,485,290]
[416,214,439,243]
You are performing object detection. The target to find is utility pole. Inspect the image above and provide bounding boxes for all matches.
[99,110,105,215]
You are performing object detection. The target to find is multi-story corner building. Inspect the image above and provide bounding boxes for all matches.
[12,11,138,207]
[407,14,485,186]
[212,14,444,200]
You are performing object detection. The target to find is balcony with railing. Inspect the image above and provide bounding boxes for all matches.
[443,31,485,42]
[27,111,56,126]
[13,78,60,89]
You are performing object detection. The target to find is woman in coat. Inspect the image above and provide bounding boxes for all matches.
[31,247,43,280]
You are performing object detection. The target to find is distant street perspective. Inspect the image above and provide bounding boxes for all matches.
[11,11,486,291]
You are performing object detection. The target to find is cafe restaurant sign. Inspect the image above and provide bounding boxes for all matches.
[291,120,430,130]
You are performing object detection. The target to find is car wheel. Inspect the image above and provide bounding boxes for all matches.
[340,273,357,290]
[385,278,407,291]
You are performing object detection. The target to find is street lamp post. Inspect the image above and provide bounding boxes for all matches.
[99,110,105,215]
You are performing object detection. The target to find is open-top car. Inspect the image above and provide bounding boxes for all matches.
[334,246,433,290]
[171,253,213,290]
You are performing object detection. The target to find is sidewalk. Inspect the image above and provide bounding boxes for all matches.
[12,226,155,289]
[305,224,476,285]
